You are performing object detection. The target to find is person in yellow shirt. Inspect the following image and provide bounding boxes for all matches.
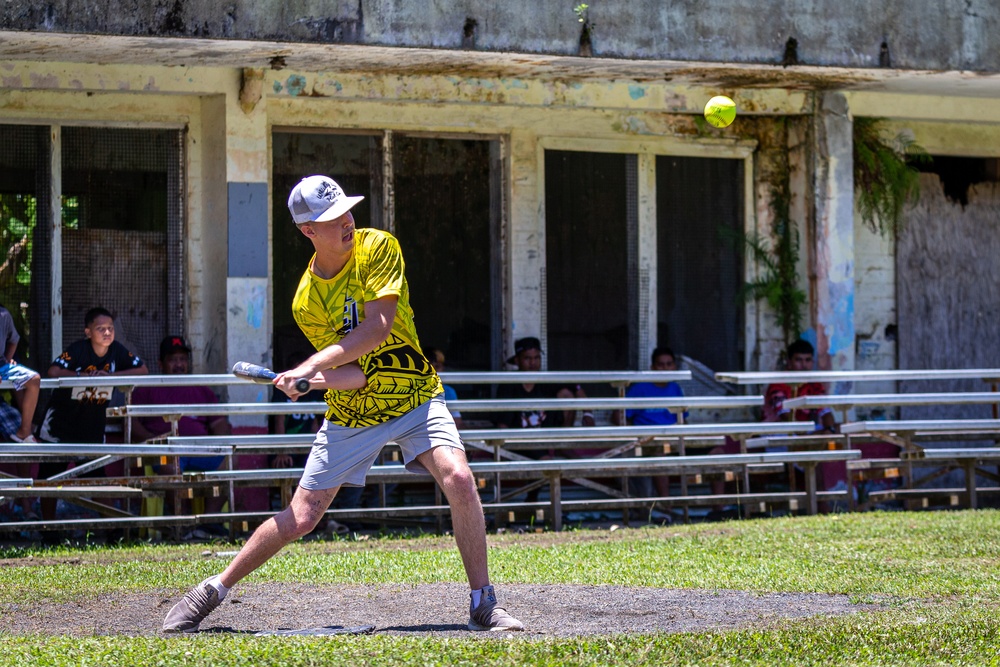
[164,175,522,634]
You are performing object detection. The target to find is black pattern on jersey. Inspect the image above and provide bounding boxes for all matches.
[369,336,432,377]
[325,334,441,428]
[292,229,443,428]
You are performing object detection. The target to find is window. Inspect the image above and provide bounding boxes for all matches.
[656,156,744,373]
[0,124,47,365]
[271,131,375,371]
[60,127,184,362]
[545,150,630,371]
[0,125,182,365]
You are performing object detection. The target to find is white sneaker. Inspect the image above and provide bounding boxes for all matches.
[10,433,38,444]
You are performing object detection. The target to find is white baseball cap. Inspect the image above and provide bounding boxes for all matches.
[287,175,364,225]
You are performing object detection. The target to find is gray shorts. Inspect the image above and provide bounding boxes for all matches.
[299,396,464,491]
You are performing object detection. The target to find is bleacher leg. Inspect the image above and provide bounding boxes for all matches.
[548,472,562,532]
[964,459,978,509]
[804,462,818,515]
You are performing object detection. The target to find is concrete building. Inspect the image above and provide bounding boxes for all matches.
[1,1,999,422]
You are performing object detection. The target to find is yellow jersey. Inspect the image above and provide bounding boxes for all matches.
[291,228,443,427]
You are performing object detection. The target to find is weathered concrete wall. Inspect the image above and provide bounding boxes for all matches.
[746,117,793,371]
[4,49,999,376]
[2,0,999,71]
[852,221,897,408]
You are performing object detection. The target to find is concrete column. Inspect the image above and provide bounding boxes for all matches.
[189,94,229,373]
[508,129,543,365]
[49,125,62,358]
[636,153,657,368]
[812,92,855,372]
[224,70,271,427]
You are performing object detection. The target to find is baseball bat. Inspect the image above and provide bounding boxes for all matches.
[232,362,310,393]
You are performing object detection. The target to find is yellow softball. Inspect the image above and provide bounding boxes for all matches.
[704,96,737,128]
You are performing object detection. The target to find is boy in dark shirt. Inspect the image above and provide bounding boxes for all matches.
[36,307,148,520]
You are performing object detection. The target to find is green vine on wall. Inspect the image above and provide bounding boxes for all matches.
[731,117,927,350]
[725,180,807,348]
[853,116,928,237]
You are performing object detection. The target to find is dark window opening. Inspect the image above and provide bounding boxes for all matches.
[0,125,49,366]
[271,132,375,372]
[545,150,630,374]
[914,156,1000,207]
[59,127,183,363]
[393,136,493,373]
[656,155,744,374]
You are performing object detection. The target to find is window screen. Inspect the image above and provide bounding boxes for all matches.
[393,136,493,372]
[59,127,183,364]
[656,155,744,374]
[545,150,630,372]
[0,124,50,366]
[271,131,374,372]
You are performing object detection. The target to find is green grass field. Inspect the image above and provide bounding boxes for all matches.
[2,510,999,666]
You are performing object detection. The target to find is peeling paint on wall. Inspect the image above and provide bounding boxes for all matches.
[286,74,307,96]
[247,284,265,329]
[612,115,652,134]
[29,72,58,87]
[628,84,646,100]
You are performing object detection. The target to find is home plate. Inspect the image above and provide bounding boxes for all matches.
[255,625,376,637]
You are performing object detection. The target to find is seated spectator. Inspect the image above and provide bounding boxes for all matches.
[0,303,42,519]
[617,346,687,498]
[0,304,41,444]
[496,337,594,430]
[497,337,596,462]
[620,347,687,427]
[708,338,839,516]
[769,339,843,496]
[0,394,38,520]
[423,346,464,429]
[37,307,148,522]
[130,335,229,538]
[764,339,838,434]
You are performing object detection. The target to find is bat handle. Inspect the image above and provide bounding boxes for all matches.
[295,378,310,393]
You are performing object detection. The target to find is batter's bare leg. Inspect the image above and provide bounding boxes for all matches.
[163,485,339,632]
[418,445,489,588]
[220,485,339,587]
[418,445,524,631]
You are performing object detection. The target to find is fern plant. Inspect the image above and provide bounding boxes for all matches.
[724,182,806,348]
[853,117,928,237]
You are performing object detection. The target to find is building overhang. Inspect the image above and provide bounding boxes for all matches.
[3,30,1000,100]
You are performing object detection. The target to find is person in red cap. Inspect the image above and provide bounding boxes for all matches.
[132,335,232,537]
